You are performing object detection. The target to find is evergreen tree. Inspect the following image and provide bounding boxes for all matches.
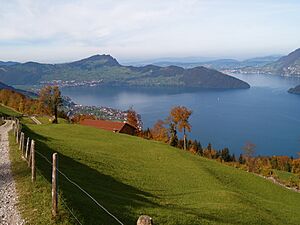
[238,154,245,164]
[169,122,178,147]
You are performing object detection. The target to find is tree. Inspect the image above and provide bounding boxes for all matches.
[169,106,192,150]
[126,106,142,132]
[71,114,96,123]
[238,154,245,164]
[151,120,169,142]
[220,148,231,162]
[168,122,178,147]
[190,140,202,154]
[242,142,256,158]
[242,142,256,172]
[207,143,212,151]
[39,85,62,124]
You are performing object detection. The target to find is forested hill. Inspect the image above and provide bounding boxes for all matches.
[0,81,36,97]
[261,48,300,75]
[0,54,250,89]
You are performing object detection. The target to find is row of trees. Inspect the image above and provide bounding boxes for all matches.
[139,106,237,162]
[238,146,300,175]
[0,86,62,123]
[0,89,45,115]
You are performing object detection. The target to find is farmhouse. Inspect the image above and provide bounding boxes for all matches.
[80,119,137,135]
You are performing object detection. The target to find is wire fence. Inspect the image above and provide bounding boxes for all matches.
[10,118,126,225]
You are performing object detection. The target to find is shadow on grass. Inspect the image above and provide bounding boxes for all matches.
[21,124,159,225]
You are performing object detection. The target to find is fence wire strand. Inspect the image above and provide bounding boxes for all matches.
[60,198,84,225]
[34,150,125,225]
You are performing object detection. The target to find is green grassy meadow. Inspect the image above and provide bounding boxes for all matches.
[0,104,22,117]
[12,121,300,225]
[8,132,75,225]
[35,116,69,124]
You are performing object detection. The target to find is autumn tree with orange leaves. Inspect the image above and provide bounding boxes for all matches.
[151,120,169,142]
[39,86,62,124]
[126,106,142,133]
[169,106,192,150]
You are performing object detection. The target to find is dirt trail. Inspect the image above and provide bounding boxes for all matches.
[0,121,24,225]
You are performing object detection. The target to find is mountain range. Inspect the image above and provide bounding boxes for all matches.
[126,55,282,69]
[0,55,250,89]
[240,48,300,76]
[261,48,300,75]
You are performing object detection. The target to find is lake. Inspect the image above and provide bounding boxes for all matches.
[61,74,300,157]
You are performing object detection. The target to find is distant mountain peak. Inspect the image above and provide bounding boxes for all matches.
[278,48,300,65]
[70,54,120,68]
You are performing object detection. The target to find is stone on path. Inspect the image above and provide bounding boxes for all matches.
[137,215,153,225]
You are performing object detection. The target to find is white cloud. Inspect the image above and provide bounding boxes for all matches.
[0,0,299,62]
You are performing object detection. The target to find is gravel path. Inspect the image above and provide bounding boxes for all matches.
[0,121,25,225]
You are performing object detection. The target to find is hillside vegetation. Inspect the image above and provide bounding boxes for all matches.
[14,121,300,225]
[0,104,22,117]
[0,55,250,89]
[0,81,36,97]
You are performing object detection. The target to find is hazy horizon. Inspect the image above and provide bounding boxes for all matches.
[0,0,300,63]
[0,52,287,65]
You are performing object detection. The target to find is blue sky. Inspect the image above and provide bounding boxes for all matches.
[0,0,300,63]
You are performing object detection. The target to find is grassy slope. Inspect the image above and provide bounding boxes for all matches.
[18,122,300,225]
[8,132,75,225]
[35,116,68,124]
[0,104,22,116]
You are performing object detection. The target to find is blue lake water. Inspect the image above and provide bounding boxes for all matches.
[61,74,300,156]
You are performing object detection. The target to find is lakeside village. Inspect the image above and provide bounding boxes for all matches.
[61,96,132,122]
[40,79,104,88]
[28,81,135,123]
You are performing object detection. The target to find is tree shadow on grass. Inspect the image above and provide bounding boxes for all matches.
[21,124,159,225]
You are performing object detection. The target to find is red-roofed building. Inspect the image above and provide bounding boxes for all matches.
[80,119,137,135]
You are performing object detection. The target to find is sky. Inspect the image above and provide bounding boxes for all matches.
[0,0,300,63]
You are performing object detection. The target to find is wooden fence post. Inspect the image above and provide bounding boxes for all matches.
[28,140,34,168]
[25,137,30,160]
[12,123,15,137]
[19,132,23,150]
[16,126,19,143]
[31,140,36,182]
[52,153,58,217]
[21,133,25,156]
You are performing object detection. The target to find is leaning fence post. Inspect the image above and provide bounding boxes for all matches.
[31,140,36,182]
[52,153,58,217]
